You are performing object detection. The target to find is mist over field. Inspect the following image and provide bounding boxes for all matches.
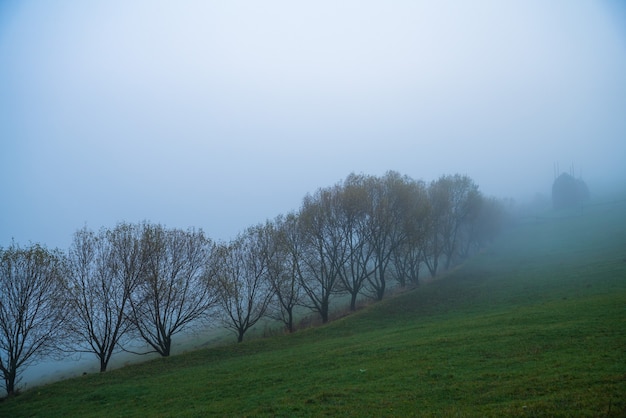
[1,2,626,407]
[1,0,625,250]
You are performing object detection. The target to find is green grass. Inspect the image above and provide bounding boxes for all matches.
[2,198,625,417]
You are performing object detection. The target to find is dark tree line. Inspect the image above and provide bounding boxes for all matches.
[0,171,505,395]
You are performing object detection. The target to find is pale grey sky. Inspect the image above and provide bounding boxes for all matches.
[2,0,625,249]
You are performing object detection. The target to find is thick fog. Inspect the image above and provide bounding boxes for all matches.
[2,0,626,249]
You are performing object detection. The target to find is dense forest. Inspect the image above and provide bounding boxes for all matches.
[0,171,507,396]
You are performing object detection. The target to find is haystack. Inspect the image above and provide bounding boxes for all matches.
[552,172,589,209]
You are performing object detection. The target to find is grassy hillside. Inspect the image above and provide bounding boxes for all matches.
[1,198,625,417]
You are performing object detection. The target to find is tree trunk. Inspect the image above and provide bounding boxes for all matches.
[376,264,386,301]
[427,257,438,277]
[160,334,172,356]
[410,263,420,286]
[320,299,329,323]
[350,291,358,311]
[397,274,406,288]
[287,308,294,333]
[5,367,16,395]
[99,356,107,373]
[444,253,453,270]
[376,284,385,301]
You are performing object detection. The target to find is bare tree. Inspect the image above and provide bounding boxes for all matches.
[335,174,376,310]
[128,224,217,356]
[424,178,448,277]
[265,214,303,333]
[363,172,413,300]
[0,243,68,395]
[296,186,349,323]
[443,175,481,269]
[389,178,430,287]
[424,174,481,276]
[64,225,139,372]
[457,195,505,258]
[215,225,275,342]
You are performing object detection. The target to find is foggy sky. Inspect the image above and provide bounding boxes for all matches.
[2,0,626,249]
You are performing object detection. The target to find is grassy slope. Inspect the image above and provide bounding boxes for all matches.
[1,199,625,417]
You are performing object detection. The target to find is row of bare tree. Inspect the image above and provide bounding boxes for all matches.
[0,171,505,395]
